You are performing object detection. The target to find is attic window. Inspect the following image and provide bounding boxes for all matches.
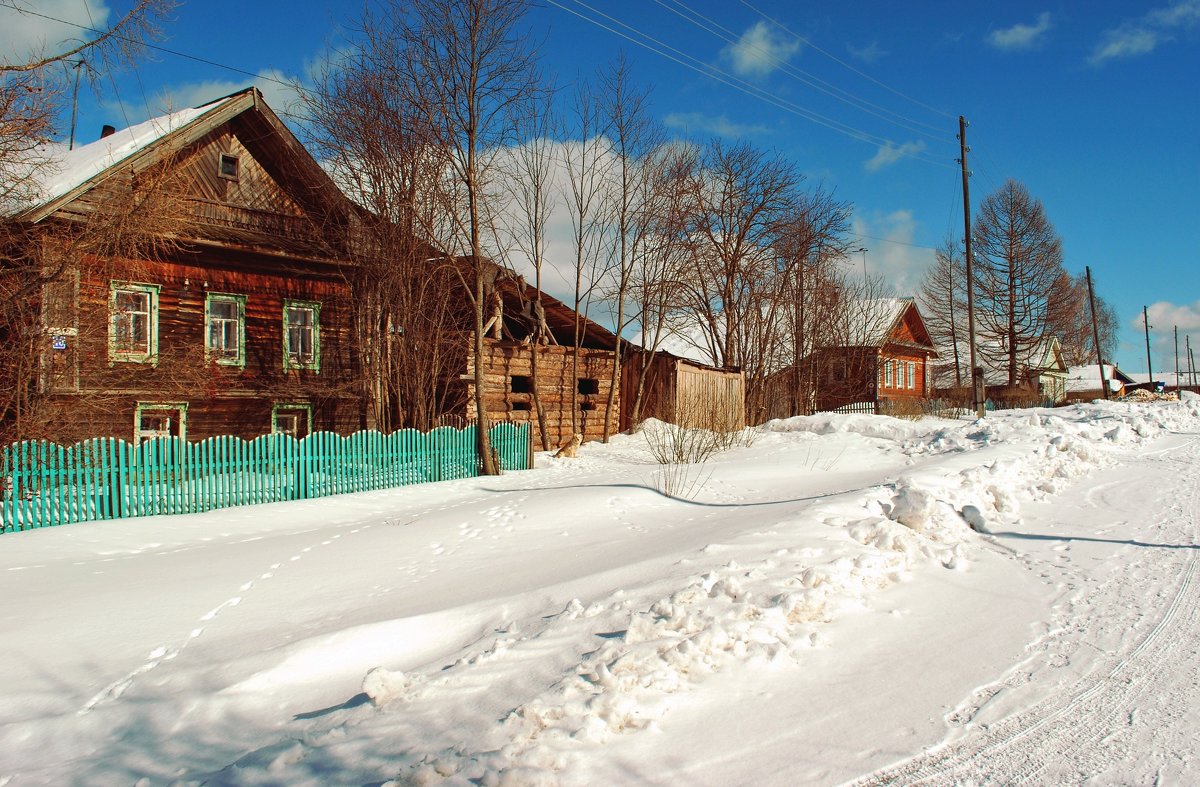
[578,378,599,395]
[219,154,240,180]
[511,375,532,393]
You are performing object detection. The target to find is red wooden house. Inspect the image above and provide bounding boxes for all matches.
[6,88,361,444]
[763,298,939,418]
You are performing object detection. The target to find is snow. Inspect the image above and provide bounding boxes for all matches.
[9,100,232,217]
[2,399,1200,784]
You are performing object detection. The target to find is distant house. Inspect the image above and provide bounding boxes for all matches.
[763,297,939,419]
[1065,364,1134,401]
[934,335,1069,406]
[5,88,361,444]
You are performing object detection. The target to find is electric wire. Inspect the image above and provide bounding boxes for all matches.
[739,0,956,121]
[655,0,951,141]
[544,0,954,168]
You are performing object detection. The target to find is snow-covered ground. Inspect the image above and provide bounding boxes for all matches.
[2,398,1199,786]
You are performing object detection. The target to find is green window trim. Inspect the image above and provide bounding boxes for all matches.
[108,282,160,365]
[205,292,247,368]
[271,402,313,437]
[283,299,321,372]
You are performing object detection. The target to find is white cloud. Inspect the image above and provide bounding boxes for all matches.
[847,41,886,63]
[722,21,801,77]
[987,12,1053,51]
[1089,0,1200,65]
[850,210,935,297]
[663,112,768,139]
[864,140,926,173]
[153,70,305,118]
[0,0,111,66]
[1143,300,1200,332]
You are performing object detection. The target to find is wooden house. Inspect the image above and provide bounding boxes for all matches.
[763,298,939,419]
[934,335,1069,406]
[1065,364,1134,401]
[6,88,361,444]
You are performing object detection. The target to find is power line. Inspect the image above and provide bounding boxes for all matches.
[544,0,954,169]
[655,0,951,141]
[739,0,956,121]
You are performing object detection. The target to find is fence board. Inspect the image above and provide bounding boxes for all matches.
[2,424,530,533]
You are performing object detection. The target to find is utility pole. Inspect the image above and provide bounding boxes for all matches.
[1174,326,1180,391]
[958,116,983,418]
[1143,306,1154,389]
[1085,267,1108,399]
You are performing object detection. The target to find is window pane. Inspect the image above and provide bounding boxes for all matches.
[211,300,237,320]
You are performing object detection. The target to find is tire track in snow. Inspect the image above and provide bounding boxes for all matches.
[852,435,1200,786]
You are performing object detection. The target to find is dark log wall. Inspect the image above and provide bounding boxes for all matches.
[465,339,617,449]
[42,251,359,442]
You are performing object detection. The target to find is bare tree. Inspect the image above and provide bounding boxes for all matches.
[624,143,697,426]
[300,13,464,432]
[498,90,557,449]
[682,140,803,371]
[596,54,662,441]
[379,0,540,474]
[1046,270,1118,367]
[917,236,968,387]
[972,178,1067,387]
[560,78,611,437]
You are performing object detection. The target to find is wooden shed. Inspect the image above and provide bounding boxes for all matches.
[459,274,620,450]
[621,350,745,432]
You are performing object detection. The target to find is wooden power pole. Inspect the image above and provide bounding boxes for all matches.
[1085,267,1108,399]
[1143,305,1154,389]
[959,116,983,418]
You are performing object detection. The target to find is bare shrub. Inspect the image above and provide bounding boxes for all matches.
[642,386,754,466]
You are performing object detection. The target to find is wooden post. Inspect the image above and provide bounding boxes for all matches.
[1144,306,1154,388]
[1085,267,1108,399]
[959,116,984,418]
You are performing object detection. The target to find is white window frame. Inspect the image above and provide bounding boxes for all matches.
[109,282,159,365]
[283,300,320,371]
[134,402,187,446]
[205,293,246,367]
[272,402,313,438]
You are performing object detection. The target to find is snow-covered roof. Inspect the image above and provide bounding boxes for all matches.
[7,94,241,219]
[934,335,1066,387]
[1065,364,1131,392]
[847,298,910,346]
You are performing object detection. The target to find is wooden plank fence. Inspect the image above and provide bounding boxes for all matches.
[1,423,531,533]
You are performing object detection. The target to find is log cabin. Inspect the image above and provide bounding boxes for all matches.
[5,88,361,444]
[457,270,621,450]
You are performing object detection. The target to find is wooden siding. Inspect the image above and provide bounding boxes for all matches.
[38,252,358,442]
[621,352,745,432]
[465,339,617,449]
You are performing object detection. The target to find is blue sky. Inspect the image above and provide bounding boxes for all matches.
[7,0,1199,374]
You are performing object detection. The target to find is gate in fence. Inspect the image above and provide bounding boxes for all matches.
[1,423,531,533]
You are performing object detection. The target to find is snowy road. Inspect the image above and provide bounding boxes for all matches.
[857,431,1200,785]
[1,400,1198,785]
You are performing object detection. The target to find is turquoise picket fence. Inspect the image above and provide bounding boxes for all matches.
[1,422,530,533]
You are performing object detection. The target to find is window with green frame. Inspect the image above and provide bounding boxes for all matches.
[283,299,321,371]
[205,293,246,367]
[109,282,159,364]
